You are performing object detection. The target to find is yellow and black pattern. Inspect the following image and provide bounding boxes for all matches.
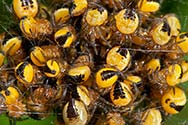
[0,0,188,125]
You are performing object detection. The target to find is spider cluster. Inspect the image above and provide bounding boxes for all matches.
[0,0,188,125]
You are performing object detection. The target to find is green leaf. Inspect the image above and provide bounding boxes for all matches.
[160,0,188,32]
[0,114,56,125]
[0,0,16,33]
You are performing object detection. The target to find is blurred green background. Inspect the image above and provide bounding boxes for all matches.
[0,0,188,125]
